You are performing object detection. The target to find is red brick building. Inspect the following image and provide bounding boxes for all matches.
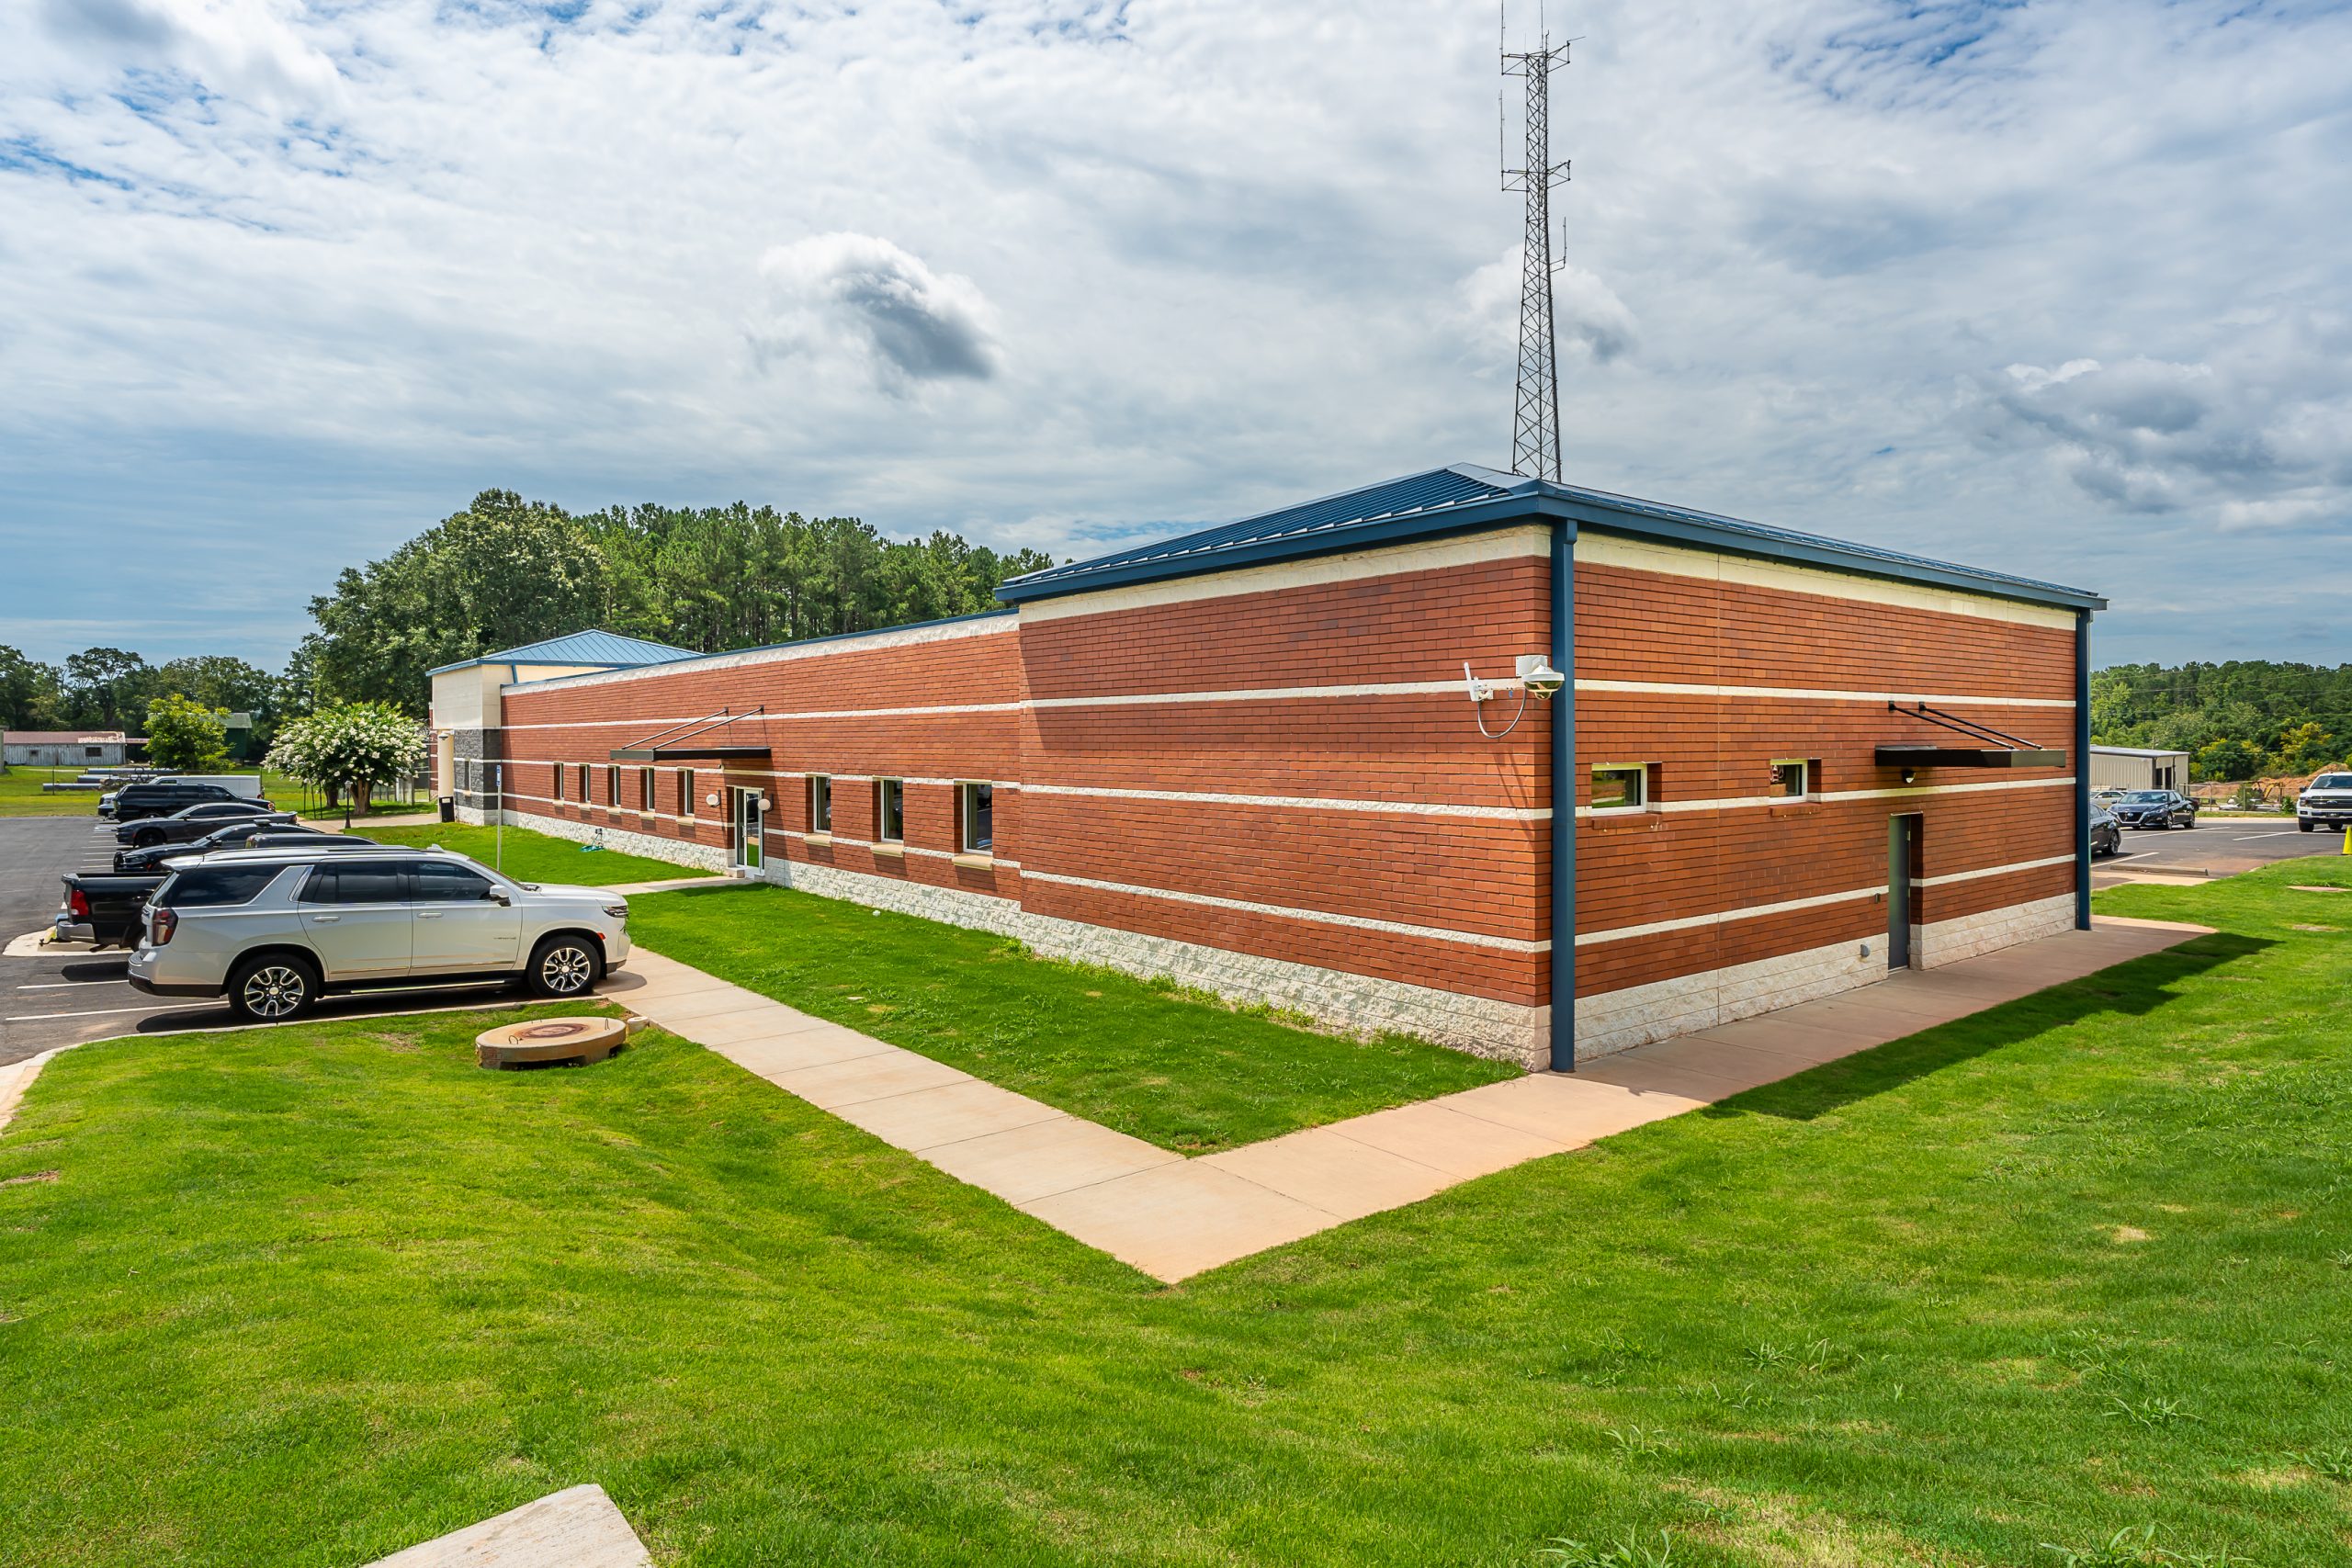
[430,467,2100,1070]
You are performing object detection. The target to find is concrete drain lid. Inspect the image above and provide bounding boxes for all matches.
[477,1016,628,1070]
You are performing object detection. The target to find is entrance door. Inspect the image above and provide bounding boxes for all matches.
[1887,814,1921,969]
[731,786,763,871]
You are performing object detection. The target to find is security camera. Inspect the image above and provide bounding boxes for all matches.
[1515,655,1566,701]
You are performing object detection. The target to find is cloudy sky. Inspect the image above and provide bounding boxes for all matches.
[2,0,2347,670]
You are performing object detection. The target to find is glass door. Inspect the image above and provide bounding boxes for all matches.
[732,786,763,871]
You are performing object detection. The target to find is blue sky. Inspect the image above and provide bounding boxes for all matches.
[2,0,2348,671]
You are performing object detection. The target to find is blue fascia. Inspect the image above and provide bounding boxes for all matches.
[998,485,2106,615]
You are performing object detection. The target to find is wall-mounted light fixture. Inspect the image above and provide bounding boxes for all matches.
[1900,767,1917,786]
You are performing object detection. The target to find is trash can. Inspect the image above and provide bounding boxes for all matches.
[437,795,457,823]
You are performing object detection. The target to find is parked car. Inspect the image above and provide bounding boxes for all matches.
[55,872,167,949]
[2297,773,2352,832]
[2109,789,2198,829]
[113,800,289,851]
[127,847,632,1022]
[2089,802,2122,857]
[100,779,266,823]
[114,818,324,871]
[2090,786,2127,807]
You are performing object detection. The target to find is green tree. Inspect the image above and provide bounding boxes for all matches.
[0,645,63,729]
[2269,720,2341,774]
[144,694,232,773]
[2193,737,2265,782]
[266,703,425,814]
[61,647,155,728]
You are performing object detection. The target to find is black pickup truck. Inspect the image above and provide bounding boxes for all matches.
[56,873,164,950]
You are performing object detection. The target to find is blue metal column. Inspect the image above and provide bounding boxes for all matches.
[1550,518,1577,1071]
[2075,609,2093,931]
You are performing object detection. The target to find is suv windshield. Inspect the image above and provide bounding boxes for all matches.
[2312,774,2352,790]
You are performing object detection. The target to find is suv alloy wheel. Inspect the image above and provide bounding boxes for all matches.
[228,953,319,1022]
[528,935,601,998]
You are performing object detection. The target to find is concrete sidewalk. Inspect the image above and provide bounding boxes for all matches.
[615,915,2210,1282]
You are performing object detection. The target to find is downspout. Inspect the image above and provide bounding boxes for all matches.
[2075,610,2092,931]
[1550,517,1577,1071]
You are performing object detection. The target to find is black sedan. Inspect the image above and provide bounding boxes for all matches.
[2090,803,2122,856]
[2109,789,2198,830]
[113,818,333,873]
[112,799,291,851]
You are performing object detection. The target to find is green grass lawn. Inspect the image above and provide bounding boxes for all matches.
[4,866,2350,1565]
[361,822,716,888]
[627,882,1516,1153]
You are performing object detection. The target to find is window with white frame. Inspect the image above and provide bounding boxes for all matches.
[639,767,656,810]
[606,764,619,806]
[958,782,994,853]
[1589,764,1648,813]
[552,765,564,802]
[680,768,695,817]
[808,774,831,834]
[577,763,590,802]
[875,778,904,842]
[1770,760,1813,799]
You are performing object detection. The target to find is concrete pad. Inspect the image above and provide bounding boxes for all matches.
[1576,1054,1781,1101]
[671,1007,836,1047]
[1677,1016,1870,1065]
[1436,1072,1702,1142]
[1325,1100,1570,1180]
[368,1483,650,1567]
[627,984,770,1023]
[919,1115,1182,1205]
[1201,1125,1454,1221]
[831,1077,1066,1152]
[770,1048,973,1110]
[1604,1032,1802,1089]
[707,1023,894,1078]
[1019,1158,1338,1281]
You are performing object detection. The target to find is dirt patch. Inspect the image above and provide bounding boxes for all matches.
[2111,1224,2152,1243]
[0,1169,60,1187]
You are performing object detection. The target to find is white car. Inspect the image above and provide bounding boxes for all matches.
[2299,772,2352,833]
[127,846,631,1021]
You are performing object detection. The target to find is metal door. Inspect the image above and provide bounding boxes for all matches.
[1887,814,1921,969]
[732,787,763,870]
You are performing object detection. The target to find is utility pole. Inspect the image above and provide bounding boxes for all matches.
[1501,7,1572,480]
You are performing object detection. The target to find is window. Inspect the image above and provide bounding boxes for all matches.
[639,767,656,811]
[808,774,831,834]
[296,863,406,905]
[85,746,102,760]
[577,764,590,802]
[1589,765,1647,813]
[875,778,904,842]
[606,765,619,806]
[959,782,994,853]
[157,864,283,908]
[681,769,695,818]
[1770,760,1812,799]
[552,765,563,802]
[413,863,497,902]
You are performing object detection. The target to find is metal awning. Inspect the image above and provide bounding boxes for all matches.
[1875,702,2064,771]
[609,706,770,762]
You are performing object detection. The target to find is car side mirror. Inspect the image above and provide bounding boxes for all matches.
[491,890,511,907]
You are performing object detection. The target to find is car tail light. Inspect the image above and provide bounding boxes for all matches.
[68,887,91,920]
[151,908,177,946]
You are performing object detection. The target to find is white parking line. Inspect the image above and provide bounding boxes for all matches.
[2234,831,2299,840]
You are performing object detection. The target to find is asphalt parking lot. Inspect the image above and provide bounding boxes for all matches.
[0,817,633,1067]
[2094,813,2341,883]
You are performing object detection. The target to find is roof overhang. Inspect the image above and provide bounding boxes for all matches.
[1875,747,2067,770]
[608,744,771,762]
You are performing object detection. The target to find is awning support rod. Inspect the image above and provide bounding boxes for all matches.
[618,705,764,754]
[1885,700,2040,751]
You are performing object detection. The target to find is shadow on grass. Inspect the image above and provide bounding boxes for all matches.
[1702,931,2271,1123]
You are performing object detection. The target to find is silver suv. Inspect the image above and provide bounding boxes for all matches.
[126,847,632,1021]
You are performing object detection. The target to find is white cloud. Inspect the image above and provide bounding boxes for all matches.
[0,0,2349,666]
[751,232,1002,391]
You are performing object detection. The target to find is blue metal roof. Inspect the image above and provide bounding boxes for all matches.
[429,629,696,677]
[995,464,2106,612]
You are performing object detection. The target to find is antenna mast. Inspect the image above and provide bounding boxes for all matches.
[1500,6,1571,480]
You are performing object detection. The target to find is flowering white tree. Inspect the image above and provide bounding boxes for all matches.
[266,702,425,813]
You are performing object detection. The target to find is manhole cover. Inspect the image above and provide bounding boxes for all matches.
[477,1016,628,1069]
